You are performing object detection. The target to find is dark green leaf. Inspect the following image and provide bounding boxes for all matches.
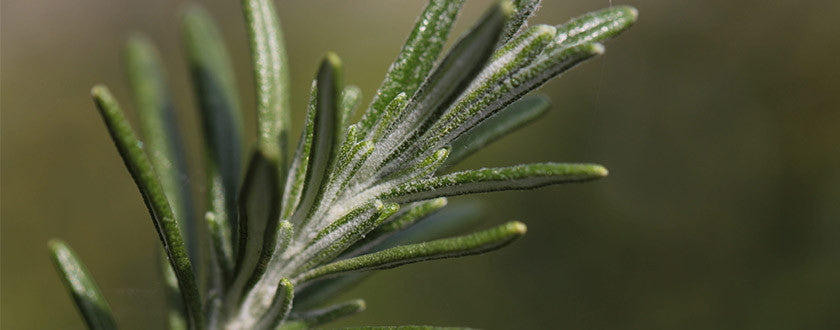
[291,54,343,230]
[444,95,550,166]
[295,221,527,283]
[230,150,281,301]
[357,0,465,134]
[182,4,244,241]
[91,86,202,328]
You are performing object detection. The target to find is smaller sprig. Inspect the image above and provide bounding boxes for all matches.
[49,1,636,329]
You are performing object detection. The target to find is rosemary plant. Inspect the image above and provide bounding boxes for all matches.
[49,1,636,329]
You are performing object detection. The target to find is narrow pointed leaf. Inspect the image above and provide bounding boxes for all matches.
[286,299,366,328]
[296,221,527,283]
[159,251,187,330]
[125,35,199,263]
[357,0,465,134]
[230,150,281,302]
[281,80,317,219]
[340,85,362,129]
[554,6,638,48]
[293,202,479,309]
[91,86,202,328]
[499,0,542,45]
[234,277,294,329]
[292,201,399,278]
[422,42,603,156]
[381,163,608,204]
[445,95,550,166]
[291,54,343,230]
[341,197,448,259]
[182,4,244,238]
[48,240,117,330]
[373,1,515,173]
[243,0,291,162]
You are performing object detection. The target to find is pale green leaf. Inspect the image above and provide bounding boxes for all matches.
[242,0,291,163]
[48,240,117,330]
[381,163,608,204]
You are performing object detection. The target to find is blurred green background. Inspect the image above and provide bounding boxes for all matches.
[2,0,840,329]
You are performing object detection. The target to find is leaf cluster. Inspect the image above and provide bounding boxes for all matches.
[49,1,636,329]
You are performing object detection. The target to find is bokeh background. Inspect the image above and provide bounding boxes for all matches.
[3,0,840,329]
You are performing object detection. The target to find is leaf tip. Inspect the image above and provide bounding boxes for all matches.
[508,221,528,236]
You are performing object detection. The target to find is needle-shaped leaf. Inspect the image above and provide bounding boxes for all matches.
[292,201,399,278]
[125,35,199,263]
[281,80,317,219]
[357,0,465,134]
[372,1,514,174]
[291,54,343,230]
[340,198,449,259]
[340,85,362,130]
[296,221,527,283]
[230,150,281,302]
[235,277,294,329]
[285,299,366,329]
[381,163,608,204]
[159,251,188,330]
[421,42,603,156]
[499,0,542,45]
[293,202,480,310]
[91,86,202,328]
[242,0,291,163]
[48,240,117,330]
[444,95,550,166]
[182,4,244,238]
[554,6,638,48]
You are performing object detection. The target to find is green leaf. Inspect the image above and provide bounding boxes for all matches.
[420,42,604,157]
[182,4,244,240]
[373,1,515,174]
[292,200,471,309]
[554,6,638,48]
[91,85,202,328]
[48,240,117,330]
[229,150,282,302]
[281,80,318,219]
[381,163,608,204]
[499,0,542,45]
[235,277,294,329]
[340,85,362,130]
[242,0,291,163]
[295,221,527,283]
[124,35,199,263]
[357,0,465,134]
[444,95,550,166]
[292,201,399,277]
[291,53,343,230]
[159,251,187,330]
[285,299,366,329]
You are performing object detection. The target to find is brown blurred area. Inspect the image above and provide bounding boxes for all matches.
[2,0,840,329]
